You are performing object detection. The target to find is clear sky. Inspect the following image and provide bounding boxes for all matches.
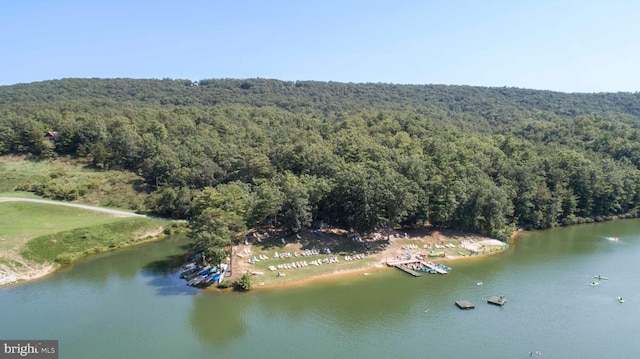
[1,0,638,93]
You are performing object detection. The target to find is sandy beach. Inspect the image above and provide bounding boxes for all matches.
[224,227,511,290]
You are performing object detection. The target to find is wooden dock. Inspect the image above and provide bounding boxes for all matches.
[392,264,423,277]
[487,295,507,306]
[386,259,449,275]
[420,261,448,274]
[455,300,475,309]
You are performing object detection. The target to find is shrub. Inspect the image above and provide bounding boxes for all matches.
[234,272,254,291]
[54,253,75,264]
[217,279,233,289]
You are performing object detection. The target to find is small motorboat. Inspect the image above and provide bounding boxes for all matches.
[476,281,483,286]
[618,296,625,303]
[606,236,619,241]
[590,282,600,287]
[594,275,608,280]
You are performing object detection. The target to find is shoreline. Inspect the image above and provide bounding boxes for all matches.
[0,196,175,289]
[0,230,168,289]
[220,227,511,291]
[221,244,511,292]
[2,226,513,290]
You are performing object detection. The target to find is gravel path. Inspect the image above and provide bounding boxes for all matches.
[0,197,146,217]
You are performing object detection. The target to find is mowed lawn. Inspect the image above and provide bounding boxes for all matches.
[0,201,165,266]
[0,201,128,252]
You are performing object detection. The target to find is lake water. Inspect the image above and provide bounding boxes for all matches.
[1,220,639,358]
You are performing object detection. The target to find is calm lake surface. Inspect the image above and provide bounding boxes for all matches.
[2,220,640,358]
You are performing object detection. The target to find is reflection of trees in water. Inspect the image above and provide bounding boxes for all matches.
[185,269,478,348]
[65,235,191,289]
[142,253,187,275]
[63,249,141,285]
[140,237,199,296]
[189,292,252,346]
[256,272,425,332]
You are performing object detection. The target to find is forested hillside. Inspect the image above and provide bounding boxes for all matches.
[3,78,640,244]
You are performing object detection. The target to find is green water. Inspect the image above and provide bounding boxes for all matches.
[1,220,640,358]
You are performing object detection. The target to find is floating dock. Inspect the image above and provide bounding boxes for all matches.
[392,264,423,277]
[487,295,507,306]
[455,300,475,309]
[386,259,449,275]
[421,261,448,274]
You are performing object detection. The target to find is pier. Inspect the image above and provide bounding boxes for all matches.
[392,264,423,277]
[386,259,449,276]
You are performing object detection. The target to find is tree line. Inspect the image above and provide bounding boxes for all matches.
[2,78,640,264]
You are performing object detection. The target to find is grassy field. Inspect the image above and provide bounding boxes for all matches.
[0,155,148,211]
[21,217,167,264]
[0,201,133,253]
[0,201,168,283]
[0,191,41,199]
[229,232,386,287]
[243,250,380,286]
[0,156,50,192]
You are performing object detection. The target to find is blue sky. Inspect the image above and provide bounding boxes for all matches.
[1,0,638,92]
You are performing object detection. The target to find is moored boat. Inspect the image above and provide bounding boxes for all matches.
[179,265,201,278]
[594,275,608,280]
[187,275,207,286]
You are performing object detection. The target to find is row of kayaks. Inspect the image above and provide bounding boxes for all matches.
[417,266,438,274]
[180,263,227,287]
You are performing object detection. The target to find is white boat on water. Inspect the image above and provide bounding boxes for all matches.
[606,236,619,241]
[618,296,625,303]
[590,282,600,287]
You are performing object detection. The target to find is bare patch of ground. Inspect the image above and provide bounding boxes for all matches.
[136,227,164,240]
[0,252,53,287]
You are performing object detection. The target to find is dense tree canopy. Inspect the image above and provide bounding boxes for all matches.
[3,78,640,254]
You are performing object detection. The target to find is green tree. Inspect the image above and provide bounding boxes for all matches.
[189,207,234,266]
[249,179,284,227]
[375,164,420,240]
[280,174,312,233]
[189,187,248,264]
[145,186,193,218]
[234,272,254,291]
